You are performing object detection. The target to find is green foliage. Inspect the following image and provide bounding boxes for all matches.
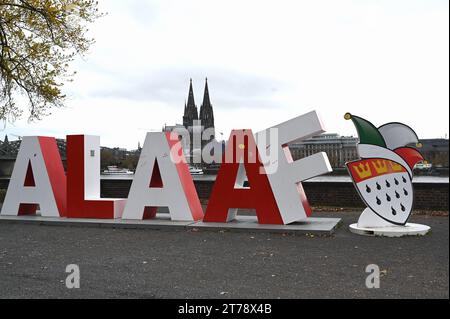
[100,148,140,171]
[121,153,139,170]
[0,0,102,122]
[100,148,115,169]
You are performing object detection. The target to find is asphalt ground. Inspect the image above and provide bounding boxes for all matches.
[0,211,448,299]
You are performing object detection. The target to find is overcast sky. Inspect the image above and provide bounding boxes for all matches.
[1,0,449,149]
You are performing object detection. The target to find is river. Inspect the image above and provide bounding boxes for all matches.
[101,174,449,183]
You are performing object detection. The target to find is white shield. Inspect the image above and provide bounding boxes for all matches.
[355,171,413,225]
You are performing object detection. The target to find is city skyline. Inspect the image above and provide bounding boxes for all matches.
[0,0,448,149]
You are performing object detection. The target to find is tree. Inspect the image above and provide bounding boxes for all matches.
[0,0,102,122]
[121,153,139,171]
[100,148,115,169]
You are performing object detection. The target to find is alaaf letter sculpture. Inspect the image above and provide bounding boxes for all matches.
[344,113,430,237]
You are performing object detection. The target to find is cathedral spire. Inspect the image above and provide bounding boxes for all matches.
[200,78,214,128]
[187,78,195,108]
[183,78,198,129]
[202,77,211,109]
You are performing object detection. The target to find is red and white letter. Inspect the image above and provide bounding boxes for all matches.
[1,136,66,217]
[203,129,283,224]
[121,132,203,221]
[66,135,126,219]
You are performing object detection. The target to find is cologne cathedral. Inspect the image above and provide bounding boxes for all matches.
[180,78,216,163]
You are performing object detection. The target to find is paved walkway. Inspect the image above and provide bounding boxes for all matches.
[0,211,447,298]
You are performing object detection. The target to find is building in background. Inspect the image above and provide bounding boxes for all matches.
[289,133,359,168]
[289,134,450,170]
[412,139,449,168]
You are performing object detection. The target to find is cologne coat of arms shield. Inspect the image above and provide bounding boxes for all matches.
[344,113,424,227]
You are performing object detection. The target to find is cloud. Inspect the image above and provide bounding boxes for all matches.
[3,0,448,149]
[86,67,287,109]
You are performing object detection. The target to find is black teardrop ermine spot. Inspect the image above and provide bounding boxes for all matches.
[391,207,397,215]
[376,197,381,205]
[366,185,371,193]
[394,178,399,185]
[403,188,408,196]
[402,176,407,183]
[395,191,400,199]
[376,182,381,190]
[386,193,391,202]
[401,203,406,212]
[386,180,391,188]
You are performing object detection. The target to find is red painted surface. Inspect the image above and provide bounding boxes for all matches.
[18,160,38,215]
[142,159,163,219]
[39,137,67,217]
[24,160,35,187]
[18,203,39,215]
[166,132,204,221]
[204,130,283,224]
[394,147,424,170]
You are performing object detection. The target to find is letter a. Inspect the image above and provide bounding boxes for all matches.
[66,135,126,218]
[1,136,66,217]
[203,129,283,224]
[122,132,203,221]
